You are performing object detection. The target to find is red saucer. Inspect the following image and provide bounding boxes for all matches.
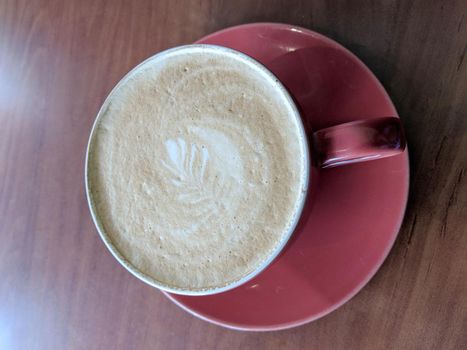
[163,23,409,331]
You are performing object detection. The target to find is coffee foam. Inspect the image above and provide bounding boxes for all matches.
[87,46,308,292]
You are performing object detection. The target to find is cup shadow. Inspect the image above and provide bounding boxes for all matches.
[268,45,391,258]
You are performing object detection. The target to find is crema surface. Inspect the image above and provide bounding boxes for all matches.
[87,46,307,292]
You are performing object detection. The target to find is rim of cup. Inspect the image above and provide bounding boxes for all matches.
[84,44,310,295]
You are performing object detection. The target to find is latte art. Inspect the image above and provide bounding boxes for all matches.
[86,46,308,292]
[160,133,243,236]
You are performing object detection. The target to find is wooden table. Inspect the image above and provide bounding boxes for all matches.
[1,1,466,349]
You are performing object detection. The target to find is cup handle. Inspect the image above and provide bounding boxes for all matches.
[313,116,406,168]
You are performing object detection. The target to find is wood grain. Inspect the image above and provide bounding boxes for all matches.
[1,0,466,349]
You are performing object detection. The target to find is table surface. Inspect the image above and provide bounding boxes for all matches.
[1,1,466,349]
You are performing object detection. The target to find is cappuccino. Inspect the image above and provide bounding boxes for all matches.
[86,45,308,293]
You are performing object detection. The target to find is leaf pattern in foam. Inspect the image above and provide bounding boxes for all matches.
[161,138,218,207]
